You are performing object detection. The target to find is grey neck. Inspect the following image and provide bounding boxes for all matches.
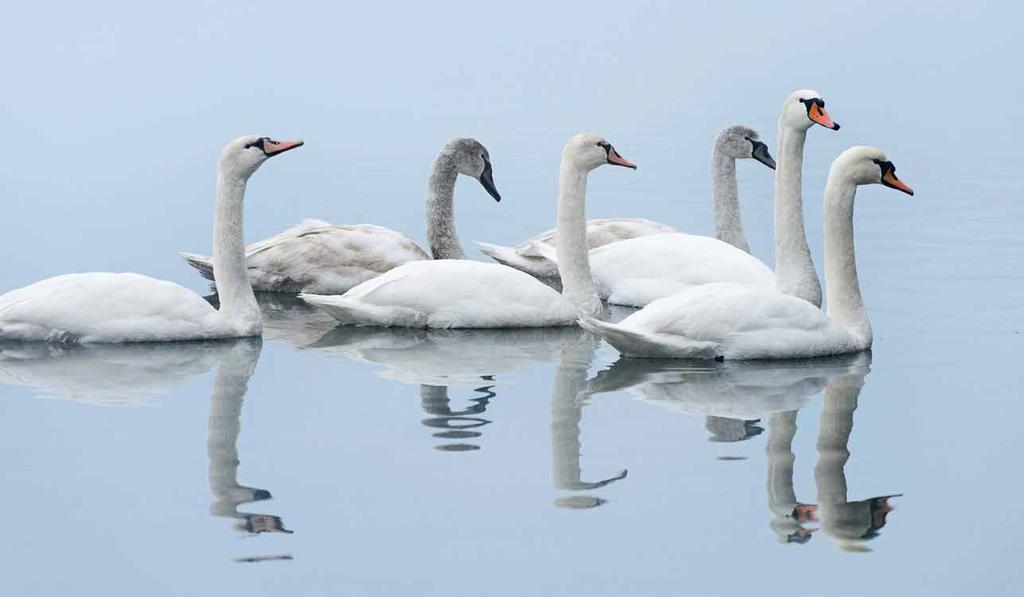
[212,174,261,331]
[425,154,464,260]
[711,149,749,253]
[773,125,823,306]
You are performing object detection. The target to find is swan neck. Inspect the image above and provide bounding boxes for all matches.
[711,151,749,253]
[555,160,602,317]
[773,125,822,306]
[212,174,261,332]
[425,154,464,259]
[823,174,872,347]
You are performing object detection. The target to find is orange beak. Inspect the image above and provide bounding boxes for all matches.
[808,103,840,130]
[264,139,304,156]
[607,146,637,169]
[882,170,914,196]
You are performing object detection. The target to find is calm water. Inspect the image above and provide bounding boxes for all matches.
[2,2,1023,595]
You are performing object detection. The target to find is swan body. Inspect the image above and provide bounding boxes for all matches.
[301,260,578,328]
[301,133,638,328]
[477,217,674,283]
[183,138,500,294]
[580,146,913,360]
[183,220,429,294]
[0,135,302,344]
[589,233,776,307]
[0,273,254,343]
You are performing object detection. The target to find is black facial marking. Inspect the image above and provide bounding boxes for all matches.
[798,97,825,111]
[244,137,271,154]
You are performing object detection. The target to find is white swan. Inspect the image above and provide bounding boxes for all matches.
[299,133,637,328]
[181,138,501,294]
[580,146,914,360]
[476,125,776,285]
[586,90,839,308]
[0,135,302,343]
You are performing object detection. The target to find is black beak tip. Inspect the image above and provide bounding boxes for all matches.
[832,123,841,131]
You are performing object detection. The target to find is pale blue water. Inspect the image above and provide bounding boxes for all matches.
[1,2,1022,595]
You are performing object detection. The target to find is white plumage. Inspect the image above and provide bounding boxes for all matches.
[580,146,914,360]
[0,135,302,343]
[182,138,500,294]
[301,133,638,329]
[477,217,674,283]
[589,233,776,307]
[301,260,577,328]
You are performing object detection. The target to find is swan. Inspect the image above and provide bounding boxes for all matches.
[584,90,839,308]
[181,138,501,294]
[0,135,302,344]
[580,146,914,360]
[299,133,637,328]
[475,125,776,285]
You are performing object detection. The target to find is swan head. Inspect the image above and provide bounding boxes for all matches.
[833,146,914,195]
[441,138,501,202]
[715,125,776,169]
[564,133,637,172]
[782,89,840,132]
[219,135,304,180]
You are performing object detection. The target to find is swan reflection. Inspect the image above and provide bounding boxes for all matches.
[586,351,900,545]
[0,337,293,560]
[551,337,628,509]
[0,340,227,406]
[306,324,587,451]
[813,362,900,551]
[206,339,293,541]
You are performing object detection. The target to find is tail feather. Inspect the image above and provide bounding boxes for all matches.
[180,252,215,281]
[476,242,523,267]
[298,293,425,328]
[578,315,718,359]
[476,241,559,281]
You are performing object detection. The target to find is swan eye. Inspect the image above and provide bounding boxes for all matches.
[244,138,267,151]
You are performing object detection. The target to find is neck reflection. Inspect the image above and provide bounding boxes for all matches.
[553,338,628,509]
[206,339,294,546]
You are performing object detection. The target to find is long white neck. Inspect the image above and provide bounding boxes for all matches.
[823,173,872,348]
[711,149,749,253]
[425,154,463,259]
[555,159,602,317]
[773,124,822,306]
[212,174,261,333]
